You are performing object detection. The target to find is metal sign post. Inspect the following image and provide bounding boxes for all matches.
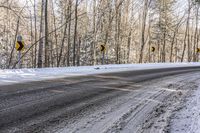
[18,51,21,69]
[151,47,156,63]
[102,51,105,65]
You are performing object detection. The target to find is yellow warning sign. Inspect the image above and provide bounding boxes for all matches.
[151,47,155,52]
[197,48,200,53]
[15,41,25,51]
[100,45,106,52]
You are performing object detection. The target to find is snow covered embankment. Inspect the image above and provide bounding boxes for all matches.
[0,63,200,85]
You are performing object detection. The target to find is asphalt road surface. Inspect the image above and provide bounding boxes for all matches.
[1,66,200,133]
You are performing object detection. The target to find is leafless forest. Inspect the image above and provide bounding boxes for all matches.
[0,0,200,69]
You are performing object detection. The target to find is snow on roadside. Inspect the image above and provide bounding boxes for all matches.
[170,83,200,133]
[0,62,200,86]
[53,71,200,133]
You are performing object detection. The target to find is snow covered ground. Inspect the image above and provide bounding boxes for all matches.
[170,82,200,133]
[1,63,200,85]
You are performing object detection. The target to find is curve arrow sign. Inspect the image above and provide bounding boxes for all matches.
[16,41,24,51]
[151,47,155,52]
[100,45,106,52]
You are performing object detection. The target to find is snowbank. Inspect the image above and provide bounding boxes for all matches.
[0,62,200,86]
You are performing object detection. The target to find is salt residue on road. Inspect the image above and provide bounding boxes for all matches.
[1,62,200,85]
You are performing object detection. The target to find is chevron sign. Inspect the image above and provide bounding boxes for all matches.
[16,35,24,51]
[100,45,106,52]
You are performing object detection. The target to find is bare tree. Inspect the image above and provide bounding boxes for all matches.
[139,0,149,63]
[37,0,44,68]
[73,0,78,66]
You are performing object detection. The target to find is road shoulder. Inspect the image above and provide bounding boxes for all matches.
[169,81,200,133]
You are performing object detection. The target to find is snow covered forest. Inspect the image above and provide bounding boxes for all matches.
[0,0,200,69]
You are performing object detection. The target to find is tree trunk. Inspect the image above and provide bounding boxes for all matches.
[92,0,97,65]
[30,11,34,67]
[37,0,44,68]
[127,30,131,63]
[187,0,191,62]
[181,2,190,62]
[67,0,72,66]
[193,6,199,62]
[51,0,58,67]
[34,0,37,68]
[77,37,81,66]
[73,0,78,66]
[44,0,49,67]
[139,0,148,63]
[7,18,20,69]
[57,10,68,67]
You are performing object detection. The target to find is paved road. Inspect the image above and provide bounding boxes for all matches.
[0,66,200,133]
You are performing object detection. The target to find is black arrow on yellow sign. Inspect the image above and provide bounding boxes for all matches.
[151,47,155,52]
[197,48,200,53]
[16,41,24,51]
[17,41,24,51]
[100,45,106,52]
